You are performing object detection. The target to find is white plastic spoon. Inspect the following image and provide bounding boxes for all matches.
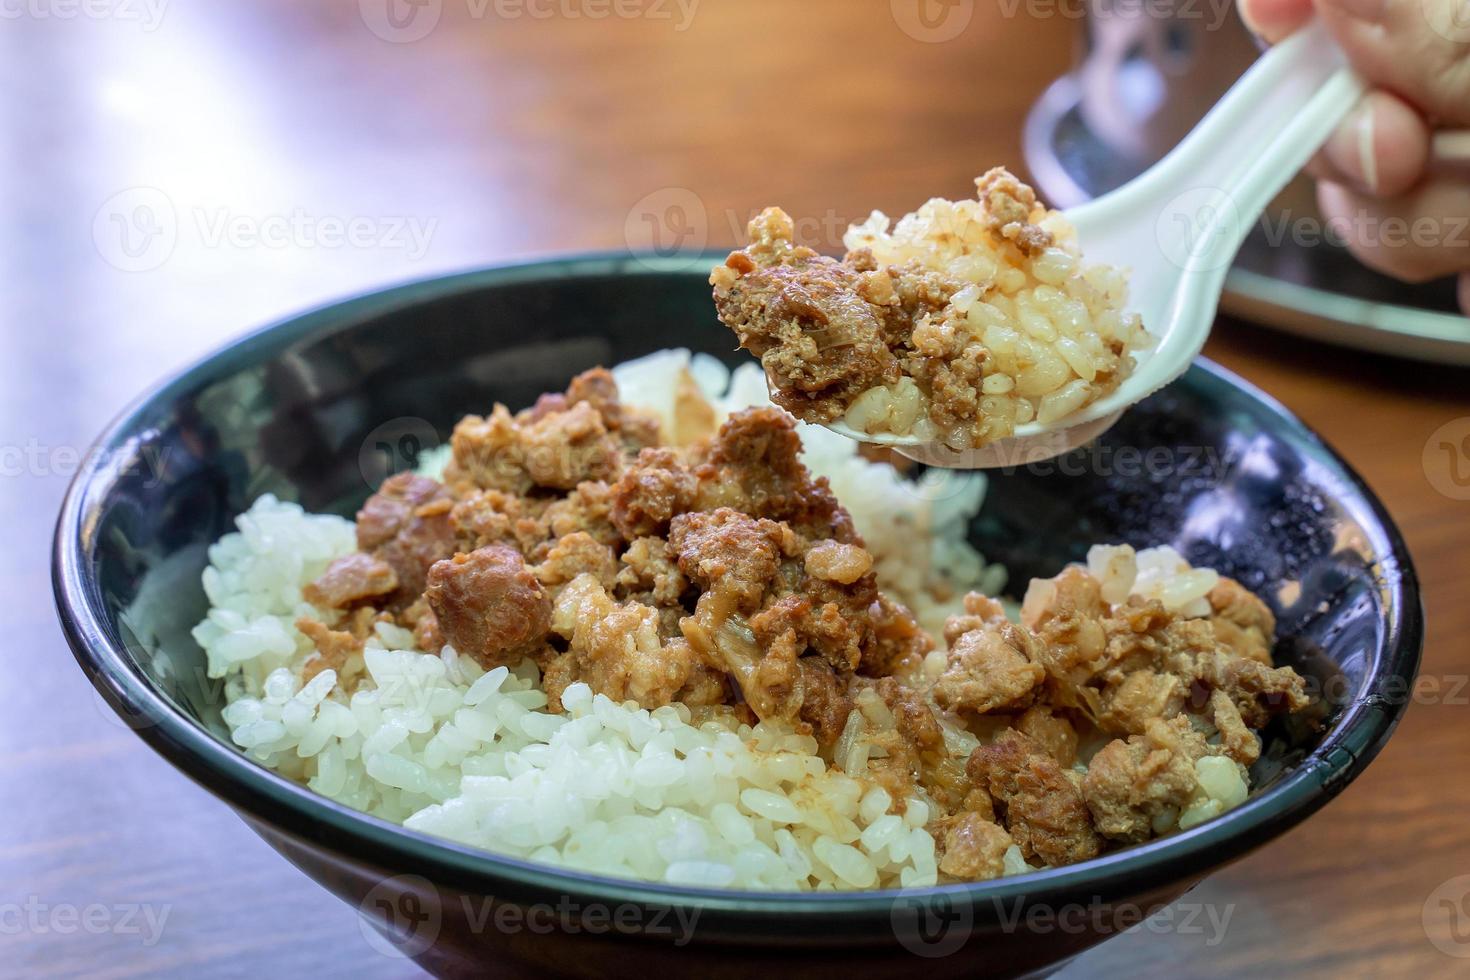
[827,20,1365,469]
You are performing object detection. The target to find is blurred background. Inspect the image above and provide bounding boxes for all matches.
[3,1,1468,976]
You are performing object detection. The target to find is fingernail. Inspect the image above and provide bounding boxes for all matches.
[1356,105,1379,194]
[1321,0,1386,22]
[1325,101,1379,194]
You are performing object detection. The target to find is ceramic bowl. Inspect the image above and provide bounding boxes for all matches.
[54,255,1423,978]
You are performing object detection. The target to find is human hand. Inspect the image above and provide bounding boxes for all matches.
[1239,0,1470,312]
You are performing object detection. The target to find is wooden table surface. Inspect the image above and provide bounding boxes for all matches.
[3,1,1467,976]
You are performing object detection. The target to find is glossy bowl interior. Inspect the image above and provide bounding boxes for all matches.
[54,255,1423,978]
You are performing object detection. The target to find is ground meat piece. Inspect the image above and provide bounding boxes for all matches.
[1026,566,1309,736]
[520,400,624,491]
[544,481,621,549]
[750,592,866,674]
[522,391,569,422]
[799,575,879,663]
[976,167,1053,256]
[618,410,664,452]
[674,662,731,708]
[400,596,443,653]
[1208,688,1260,765]
[297,616,365,684]
[564,367,618,411]
[937,812,1014,881]
[1022,567,1110,706]
[444,405,530,495]
[425,545,551,667]
[863,594,932,677]
[1188,643,1310,729]
[797,657,853,747]
[1096,662,1187,737]
[968,729,1101,866]
[1102,598,1309,730]
[303,552,398,609]
[913,751,977,821]
[747,627,804,725]
[1206,578,1276,665]
[546,574,695,711]
[534,531,619,594]
[849,677,948,806]
[803,540,873,585]
[358,473,448,550]
[668,507,796,612]
[1015,705,1080,768]
[904,305,991,444]
[1082,715,1223,842]
[355,473,458,602]
[877,676,944,758]
[609,447,697,539]
[884,262,969,355]
[942,592,1012,648]
[450,488,551,555]
[712,208,901,421]
[693,407,858,542]
[561,367,662,450]
[444,373,633,497]
[616,536,687,605]
[934,618,1046,716]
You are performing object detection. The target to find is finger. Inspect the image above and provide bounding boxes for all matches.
[1318,178,1470,283]
[1315,90,1433,196]
[1302,91,1431,195]
[1316,0,1470,126]
[1239,0,1315,42]
[1304,150,1339,184]
[1431,131,1470,174]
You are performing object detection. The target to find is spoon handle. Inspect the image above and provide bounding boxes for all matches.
[1069,19,1365,276]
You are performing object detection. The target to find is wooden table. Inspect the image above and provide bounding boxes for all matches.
[3,1,1466,975]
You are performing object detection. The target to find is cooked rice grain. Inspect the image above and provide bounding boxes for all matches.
[840,176,1152,447]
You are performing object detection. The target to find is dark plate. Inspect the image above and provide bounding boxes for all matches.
[53,254,1423,979]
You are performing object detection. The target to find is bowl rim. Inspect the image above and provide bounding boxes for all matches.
[53,252,1424,924]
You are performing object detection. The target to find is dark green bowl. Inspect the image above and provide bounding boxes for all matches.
[53,255,1423,978]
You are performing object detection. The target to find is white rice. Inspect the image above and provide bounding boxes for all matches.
[838,176,1152,448]
[1021,542,1220,625]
